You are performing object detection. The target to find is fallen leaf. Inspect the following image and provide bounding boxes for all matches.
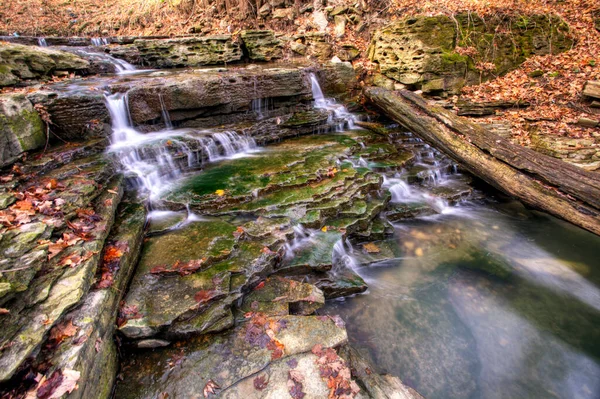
[362,242,381,253]
[215,189,225,196]
[253,375,268,390]
[203,379,220,398]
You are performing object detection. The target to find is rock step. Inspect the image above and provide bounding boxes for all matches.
[16,201,147,399]
[0,177,124,382]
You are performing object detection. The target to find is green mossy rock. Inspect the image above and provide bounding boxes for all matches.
[0,43,88,87]
[369,14,573,94]
[0,93,45,167]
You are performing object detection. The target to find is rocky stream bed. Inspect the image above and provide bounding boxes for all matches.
[1,32,600,399]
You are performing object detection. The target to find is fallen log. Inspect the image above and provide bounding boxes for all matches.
[364,87,600,236]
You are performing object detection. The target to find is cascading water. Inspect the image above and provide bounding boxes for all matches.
[309,73,356,131]
[91,37,109,46]
[332,239,359,273]
[38,38,47,47]
[72,49,137,74]
[105,92,257,200]
[158,94,173,129]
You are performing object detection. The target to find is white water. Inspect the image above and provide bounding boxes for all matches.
[158,93,173,129]
[38,38,47,47]
[73,49,137,74]
[332,238,359,273]
[309,73,356,131]
[91,37,109,46]
[105,92,257,199]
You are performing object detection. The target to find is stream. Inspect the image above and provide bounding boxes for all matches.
[12,50,598,398]
[101,63,600,398]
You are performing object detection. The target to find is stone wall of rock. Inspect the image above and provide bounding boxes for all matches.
[107,35,242,68]
[0,43,89,87]
[240,30,283,61]
[369,14,573,94]
[0,94,46,167]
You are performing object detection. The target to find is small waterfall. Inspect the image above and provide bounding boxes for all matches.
[285,225,314,258]
[105,92,257,199]
[38,38,47,47]
[332,239,358,272]
[158,94,173,129]
[251,98,273,120]
[73,49,136,74]
[91,37,109,46]
[309,73,356,131]
[384,177,412,203]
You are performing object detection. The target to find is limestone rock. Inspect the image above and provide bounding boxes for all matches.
[122,66,312,125]
[272,7,295,20]
[369,14,573,94]
[317,61,358,95]
[338,43,360,61]
[241,276,325,316]
[583,81,600,100]
[29,90,108,140]
[304,32,333,61]
[334,15,347,38]
[108,35,242,68]
[0,93,45,167]
[0,43,88,86]
[0,178,123,382]
[114,315,348,399]
[241,30,283,61]
[34,202,146,399]
[312,10,329,31]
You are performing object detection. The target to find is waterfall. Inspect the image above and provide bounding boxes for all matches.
[383,176,413,203]
[38,38,47,47]
[332,239,358,272]
[309,73,356,130]
[105,92,257,199]
[91,37,109,46]
[73,49,136,74]
[158,94,173,129]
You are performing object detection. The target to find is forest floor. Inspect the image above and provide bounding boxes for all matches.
[1,0,599,149]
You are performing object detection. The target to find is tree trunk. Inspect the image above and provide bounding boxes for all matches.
[364,87,600,236]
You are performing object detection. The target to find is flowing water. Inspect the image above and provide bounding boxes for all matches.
[99,66,600,398]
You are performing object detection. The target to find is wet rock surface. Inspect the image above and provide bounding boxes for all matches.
[0,43,89,86]
[0,93,46,166]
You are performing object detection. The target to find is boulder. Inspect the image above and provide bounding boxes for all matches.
[240,30,283,61]
[107,35,242,68]
[304,32,334,61]
[0,93,45,167]
[0,43,89,86]
[583,81,600,100]
[369,14,573,94]
[338,43,360,61]
[318,61,359,95]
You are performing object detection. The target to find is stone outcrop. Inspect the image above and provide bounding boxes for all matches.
[119,66,313,126]
[369,14,573,94]
[0,159,121,382]
[0,93,46,166]
[240,30,284,61]
[0,43,89,86]
[28,90,108,140]
[107,35,242,68]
